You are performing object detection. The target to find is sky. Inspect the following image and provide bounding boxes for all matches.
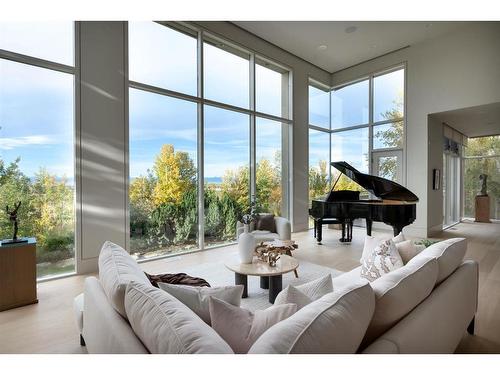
[0,21,402,183]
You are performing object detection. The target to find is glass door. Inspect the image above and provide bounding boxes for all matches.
[443,152,461,227]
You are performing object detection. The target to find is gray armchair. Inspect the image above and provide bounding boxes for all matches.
[236,216,291,243]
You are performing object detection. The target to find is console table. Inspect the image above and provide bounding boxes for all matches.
[0,238,38,312]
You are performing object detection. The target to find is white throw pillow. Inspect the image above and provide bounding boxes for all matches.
[361,239,404,282]
[158,283,244,324]
[273,286,312,309]
[124,281,233,354]
[209,297,297,353]
[411,238,467,284]
[248,280,375,354]
[98,241,151,318]
[396,240,425,264]
[274,273,333,308]
[361,256,438,347]
[361,232,405,263]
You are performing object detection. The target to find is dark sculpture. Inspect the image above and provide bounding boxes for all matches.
[6,201,22,242]
[479,174,488,196]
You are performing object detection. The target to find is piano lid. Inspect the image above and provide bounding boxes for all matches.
[331,161,419,202]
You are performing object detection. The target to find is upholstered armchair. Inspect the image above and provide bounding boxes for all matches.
[236,215,291,243]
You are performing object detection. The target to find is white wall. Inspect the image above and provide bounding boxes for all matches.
[331,22,500,237]
[427,115,444,235]
[77,22,128,273]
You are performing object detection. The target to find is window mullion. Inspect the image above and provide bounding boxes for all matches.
[197,29,205,251]
[249,53,257,207]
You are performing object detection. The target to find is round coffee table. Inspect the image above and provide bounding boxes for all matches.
[225,255,299,303]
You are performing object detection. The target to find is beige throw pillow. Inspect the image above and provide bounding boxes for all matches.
[124,281,233,354]
[361,239,404,282]
[158,283,244,324]
[274,274,333,308]
[396,240,425,264]
[209,297,297,353]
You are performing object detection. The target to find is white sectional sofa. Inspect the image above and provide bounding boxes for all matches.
[74,237,478,354]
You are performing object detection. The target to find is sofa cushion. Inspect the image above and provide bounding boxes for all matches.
[362,256,438,346]
[248,280,375,354]
[396,240,425,264]
[98,241,151,318]
[158,283,244,324]
[124,281,233,354]
[274,274,333,308]
[361,239,403,282]
[209,297,297,353]
[411,238,467,284]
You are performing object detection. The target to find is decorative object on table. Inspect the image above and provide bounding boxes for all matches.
[432,168,441,190]
[2,201,28,245]
[145,272,211,288]
[267,252,280,267]
[238,204,257,264]
[255,240,299,277]
[0,237,38,312]
[475,173,491,223]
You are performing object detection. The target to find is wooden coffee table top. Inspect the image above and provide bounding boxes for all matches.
[225,254,299,277]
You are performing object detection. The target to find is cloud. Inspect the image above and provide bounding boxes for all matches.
[0,135,55,150]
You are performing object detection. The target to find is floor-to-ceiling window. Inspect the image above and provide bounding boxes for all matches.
[0,22,76,279]
[308,66,405,208]
[128,22,291,258]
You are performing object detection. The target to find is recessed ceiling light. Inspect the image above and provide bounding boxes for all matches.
[371,44,377,49]
[345,26,357,34]
[425,23,433,28]
[318,45,327,51]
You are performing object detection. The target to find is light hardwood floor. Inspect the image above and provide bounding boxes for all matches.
[0,220,498,354]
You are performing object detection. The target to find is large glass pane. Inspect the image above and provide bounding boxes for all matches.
[204,106,249,247]
[374,69,404,122]
[464,135,500,157]
[129,88,198,259]
[204,40,250,108]
[256,62,286,118]
[373,122,403,149]
[0,21,73,66]
[331,79,369,129]
[256,118,283,215]
[309,129,330,201]
[309,85,329,128]
[0,59,74,278]
[309,129,330,228]
[129,22,197,96]
[331,128,369,195]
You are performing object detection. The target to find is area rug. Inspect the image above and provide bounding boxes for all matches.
[178,257,343,311]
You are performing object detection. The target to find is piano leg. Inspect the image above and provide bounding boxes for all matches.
[366,219,373,236]
[316,220,323,244]
[393,224,404,236]
[313,220,317,238]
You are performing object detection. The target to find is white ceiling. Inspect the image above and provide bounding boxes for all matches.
[233,21,469,73]
[432,102,500,138]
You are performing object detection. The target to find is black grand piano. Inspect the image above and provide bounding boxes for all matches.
[309,161,418,243]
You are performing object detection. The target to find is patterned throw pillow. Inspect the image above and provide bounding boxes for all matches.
[361,239,404,282]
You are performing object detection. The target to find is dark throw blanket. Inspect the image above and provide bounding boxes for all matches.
[145,272,211,288]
